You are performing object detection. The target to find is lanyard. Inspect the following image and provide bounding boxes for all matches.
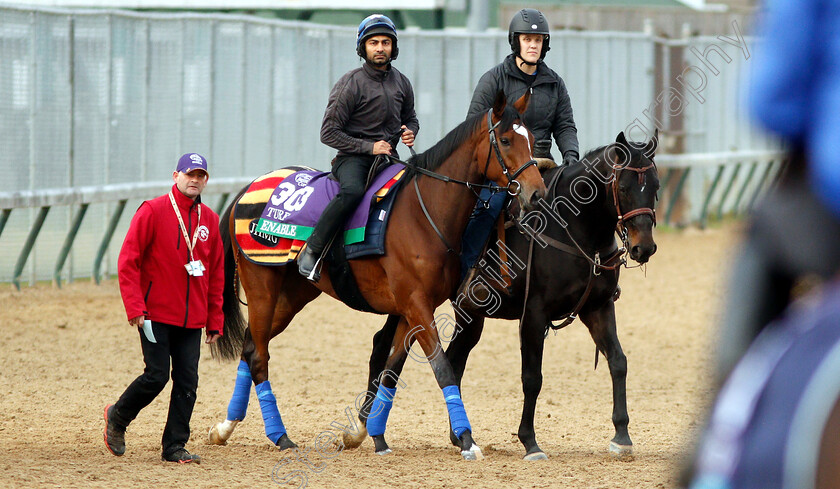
[169,190,201,263]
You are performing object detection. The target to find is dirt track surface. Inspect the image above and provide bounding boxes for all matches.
[0,225,738,489]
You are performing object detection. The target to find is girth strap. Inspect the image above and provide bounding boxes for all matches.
[414,177,456,254]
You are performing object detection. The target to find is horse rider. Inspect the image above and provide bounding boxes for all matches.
[104,153,224,464]
[297,13,419,282]
[458,8,580,306]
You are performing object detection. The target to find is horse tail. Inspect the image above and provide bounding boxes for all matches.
[211,186,249,361]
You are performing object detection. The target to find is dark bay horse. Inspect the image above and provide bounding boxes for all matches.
[344,131,659,460]
[208,92,547,460]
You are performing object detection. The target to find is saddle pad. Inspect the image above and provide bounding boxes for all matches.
[256,164,404,244]
[234,166,405,266]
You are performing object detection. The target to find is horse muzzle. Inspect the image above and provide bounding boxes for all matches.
[515,181,547,214]
[629,241,657,264]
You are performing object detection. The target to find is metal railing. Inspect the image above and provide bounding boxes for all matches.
[0,150,785,288]
[656,150,785,227]
[0,178,250,289]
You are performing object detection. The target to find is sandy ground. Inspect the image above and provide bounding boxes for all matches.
[0,224,740,489]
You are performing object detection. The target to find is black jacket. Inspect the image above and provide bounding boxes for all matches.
[467,54,578,159]
[320,62,420,158]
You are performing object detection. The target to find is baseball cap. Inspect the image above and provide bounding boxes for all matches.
[176,153,209,175]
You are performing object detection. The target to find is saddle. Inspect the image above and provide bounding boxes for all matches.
[233,165,406,314]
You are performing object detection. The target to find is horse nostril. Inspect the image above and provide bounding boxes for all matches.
[529,190,540,207]
[631,245,640,257]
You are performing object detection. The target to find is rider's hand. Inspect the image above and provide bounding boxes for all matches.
[373,140,392,155]
[400,125,415,147]
[563,152,579,166]
[129,315,144,327]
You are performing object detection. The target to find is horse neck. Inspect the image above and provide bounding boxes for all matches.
[546,162,618,250]
[413,133,486,246]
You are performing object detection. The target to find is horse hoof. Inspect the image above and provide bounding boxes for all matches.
[461,443,484,461]
[523,451,548,461]
[609,441,634,460]
[276,433,298,451]
[208,420,238,445]
[375,448,393,456]
[342,425,368,449]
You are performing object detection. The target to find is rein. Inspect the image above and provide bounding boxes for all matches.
[393,109,537,254]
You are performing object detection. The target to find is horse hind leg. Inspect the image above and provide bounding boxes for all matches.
[209,331,253,445]
[580,303,633,459]
[212,263,320,450]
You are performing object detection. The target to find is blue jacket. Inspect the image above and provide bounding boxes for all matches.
[749,0,840,216]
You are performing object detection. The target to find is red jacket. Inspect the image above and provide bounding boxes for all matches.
[118,184,224,334]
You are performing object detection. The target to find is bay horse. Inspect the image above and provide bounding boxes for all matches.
[208,92,547,460]
[343,130,659,460]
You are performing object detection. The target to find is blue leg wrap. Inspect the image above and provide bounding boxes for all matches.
[366,386,396,437]
[226,360,252,421]
[443,385,471,439]
[255,380,287,444]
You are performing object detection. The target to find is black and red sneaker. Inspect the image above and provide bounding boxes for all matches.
[103,404,126,456]
[162,448,201,464]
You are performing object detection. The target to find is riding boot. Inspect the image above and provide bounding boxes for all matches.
[298,154,373,283]
[454,265,511,311]
[297,245,322,282]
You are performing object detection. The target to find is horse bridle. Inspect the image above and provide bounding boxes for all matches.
[611,151,656,245]
[484,109,538,197]
[399,109,538,253]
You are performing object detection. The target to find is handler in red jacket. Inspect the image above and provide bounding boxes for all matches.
[103,153,224,464]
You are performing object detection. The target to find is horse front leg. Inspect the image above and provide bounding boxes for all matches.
[407,303,482,461]
[444,311,485,447]
[367,307,483,460]
[518,302,549,460]
[342,314,402,449]
[580,301,632,458]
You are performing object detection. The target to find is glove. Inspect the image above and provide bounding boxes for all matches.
[563,152,579,166]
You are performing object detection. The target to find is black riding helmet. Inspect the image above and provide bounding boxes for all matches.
[508,8,550,61]
[356,14,399,60]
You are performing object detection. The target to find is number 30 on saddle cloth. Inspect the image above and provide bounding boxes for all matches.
[233,165,405,266]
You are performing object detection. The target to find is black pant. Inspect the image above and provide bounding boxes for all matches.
[307,154,376,253]
[111,322,201,456]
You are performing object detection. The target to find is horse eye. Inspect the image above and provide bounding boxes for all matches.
[499,137,511,146]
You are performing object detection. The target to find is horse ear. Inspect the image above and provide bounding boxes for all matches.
[644,128,659,158]
[492,90,507,119]
[616,131,629,147]
[513,90,531,114]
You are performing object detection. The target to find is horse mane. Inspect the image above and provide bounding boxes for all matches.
[405,105,521,181]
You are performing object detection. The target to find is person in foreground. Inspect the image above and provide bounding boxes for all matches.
[683,0,840,486]
[104,153,224,464]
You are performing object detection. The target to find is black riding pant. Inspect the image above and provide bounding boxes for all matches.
[306,154,376,253]
[110,322,202,457]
